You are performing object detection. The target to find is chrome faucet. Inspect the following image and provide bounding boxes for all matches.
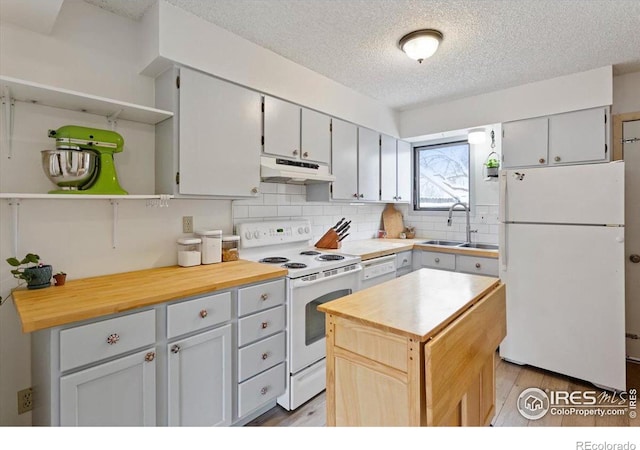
[447,202,476,244]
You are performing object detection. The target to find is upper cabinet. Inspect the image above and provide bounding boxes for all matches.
[155,67,262,198]
[380,136,411,203]
[330,119,359,200]
[262,96,331,166]
[357,127,380,201]
[502,107,609,169]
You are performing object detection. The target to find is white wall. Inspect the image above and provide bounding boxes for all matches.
[400,66,613,139]
[0,2,231,426]
[140,0,400,137]
[613,71,640,114]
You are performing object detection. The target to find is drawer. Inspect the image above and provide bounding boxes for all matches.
[167,291,231,339]
[237,279,285,317]
[456,255,499,277]
[421,251,456,271]
[396,251,412,269]
[238,332,285,382]
[60,310,155,372]
[237,363,285,418]
[238,305,285,347]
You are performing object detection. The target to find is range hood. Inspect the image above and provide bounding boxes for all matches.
[260,156,335,184]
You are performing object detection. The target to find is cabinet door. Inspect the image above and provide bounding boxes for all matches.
[548,107,607,165]
[331,119,359,200]
[380,134,397,202]
[397,140,412,202]
[358,127,380,201]
[60,349,156,426]
[179,67,261,196]
[301,108,331,165]
[167,325,232,426]
[502,117,548,168]
[263,96,301,159]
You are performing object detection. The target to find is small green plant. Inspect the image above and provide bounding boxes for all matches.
[7,253,42,282]
[2,254,53,304]
[485,158,500,168]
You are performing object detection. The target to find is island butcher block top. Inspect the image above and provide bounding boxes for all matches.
[12,260,287,333]
[318,267,500,342]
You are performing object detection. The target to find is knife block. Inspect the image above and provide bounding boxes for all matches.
[315,228,341,249]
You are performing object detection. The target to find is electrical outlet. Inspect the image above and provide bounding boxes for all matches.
[183,216,194,233]
[18,387,33,414]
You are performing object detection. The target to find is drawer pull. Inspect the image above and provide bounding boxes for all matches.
[261,352,269,360]
[106,333,120,345]
[261,321,269,329]
[260,293,269,301]
[145,352,156,362]
[303,151,309,158]
[171,344,181,354]
[434,257,440,263]
[260,387,268,395]
[539,158,546,164]
[199,309,208,319]
[476,263,481,268]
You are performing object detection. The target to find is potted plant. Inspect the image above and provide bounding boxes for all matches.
[485,157,500,177]
[7,253,53,290]
[53,271,67,286]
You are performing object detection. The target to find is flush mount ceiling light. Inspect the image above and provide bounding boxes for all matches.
[467,128,486,144]
[399,29,443,63]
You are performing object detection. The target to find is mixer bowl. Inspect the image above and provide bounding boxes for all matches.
[41,149,97,189]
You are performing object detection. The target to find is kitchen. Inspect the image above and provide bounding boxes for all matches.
[1,0,639,445]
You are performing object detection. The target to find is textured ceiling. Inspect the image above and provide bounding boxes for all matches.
[84,0,640,110]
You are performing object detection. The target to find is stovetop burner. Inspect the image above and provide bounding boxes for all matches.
[283,262,307,269]
[259,257,290,264]
[317,254,345,261]
[300,250,321,256]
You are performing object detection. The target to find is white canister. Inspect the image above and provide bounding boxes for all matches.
[177,237,201,267]
[196,229,222,264]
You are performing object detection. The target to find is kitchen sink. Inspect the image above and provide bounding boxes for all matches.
[421,240,466,246]
[458,243,499,250]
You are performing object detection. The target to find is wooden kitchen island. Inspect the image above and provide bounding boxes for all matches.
[318,268,506,427]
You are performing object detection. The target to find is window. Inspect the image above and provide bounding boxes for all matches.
[414,141,470,211]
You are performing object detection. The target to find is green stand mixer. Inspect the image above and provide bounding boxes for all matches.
[42,125,128,195]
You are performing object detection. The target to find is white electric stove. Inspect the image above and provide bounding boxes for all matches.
[237,220,362,410]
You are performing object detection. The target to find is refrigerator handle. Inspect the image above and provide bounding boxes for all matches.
[499,223,507,272]
[499,170,507,223]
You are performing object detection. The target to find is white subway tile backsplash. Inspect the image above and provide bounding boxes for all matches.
[233,205,249,219]
[277,184,305,195]
[259,182,278,194]
[248,206,278,217]
[302,205,324,216]
[290,195,307,204]
[277,205,303,217]
[323,205,343,215]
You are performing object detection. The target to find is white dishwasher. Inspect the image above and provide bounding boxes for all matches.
[360,254,397,290]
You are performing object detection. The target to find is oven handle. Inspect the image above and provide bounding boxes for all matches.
[290,265,362,289]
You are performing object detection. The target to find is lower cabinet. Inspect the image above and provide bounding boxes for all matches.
[31,277,286,427]
[167,325,232,426]
[419,250,498,277]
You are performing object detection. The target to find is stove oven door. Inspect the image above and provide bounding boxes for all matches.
[288,267,361,374]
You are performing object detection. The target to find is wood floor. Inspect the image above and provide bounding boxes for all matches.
[246,355,640,427]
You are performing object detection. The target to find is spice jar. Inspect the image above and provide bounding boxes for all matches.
[196,229,222,264]
[177,237,201,267]
[221,235,240,262]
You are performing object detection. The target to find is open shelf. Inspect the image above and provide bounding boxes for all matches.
[0,75,173,125]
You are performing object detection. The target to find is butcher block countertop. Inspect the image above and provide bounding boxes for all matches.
[13,260,287,333]
[318,268,500,342]
[323,238,499,260]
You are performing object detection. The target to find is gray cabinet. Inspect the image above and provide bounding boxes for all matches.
[330,118,359,200]
[301,108,331,165]
[358,127,380,201]
[418,250,498,277]
[263,96,301,160]
[381,136,411,203]
[155,66,262,198]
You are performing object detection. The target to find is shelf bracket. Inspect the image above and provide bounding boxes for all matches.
[8,198,20,256]
[110,199,119,249]
[107,109,123,130]
[1,86,15,158]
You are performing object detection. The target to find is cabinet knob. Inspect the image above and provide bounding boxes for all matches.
[199,309,208,319]
[393,196,397,200]
[293,149,298,156]
[261,321,269,329]
[539,158,546,164]
[145,352,156,362]
[353,193,358,198]
[435,257,440,263]
[260,293,269,301]
[630,254,640,264]
[171,344,181,354]
[303,151,309,158]
[106,333,120,345]
[359,194,364,198]
[260,387,268,395]
[261,352,269,360]
[554,156,561,162]
[397,196,402,200]
[475,263,481,269]
[251,187,258,194]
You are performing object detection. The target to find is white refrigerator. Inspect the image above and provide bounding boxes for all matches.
[499,162,626,392]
